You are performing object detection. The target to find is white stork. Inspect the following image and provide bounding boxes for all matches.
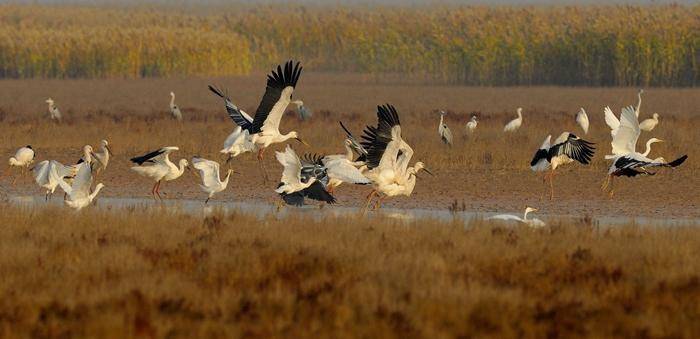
[248,61,309,181]
[130,147,189,200]
[438,110,453,145]
[504,107,523,132]
[360,104,432,210]
[530,132,595,200]
[208,85,258,161]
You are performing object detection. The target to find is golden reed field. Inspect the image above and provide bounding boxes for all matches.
[1,207,700,337]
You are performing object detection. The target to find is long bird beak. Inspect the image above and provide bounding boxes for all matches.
[105,145,114,156]
[295,137,310,147]
[422,168,434,176]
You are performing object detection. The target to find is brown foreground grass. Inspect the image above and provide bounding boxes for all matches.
[0,75,698,217]
[1,205,700,337]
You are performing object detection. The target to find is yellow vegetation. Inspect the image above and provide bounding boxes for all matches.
[0,4,696,85]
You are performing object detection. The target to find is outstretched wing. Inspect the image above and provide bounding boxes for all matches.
[548,133,595,165]
[251,60,302,134]
[339,121,368,160]
[130,146,178,165]
[324,158,371,185]
[576,108,589,134]
[361,104,402,170]
[192,157,221,188]
[610,106,640,156]
[208,85,253,131]
[302,181,336,204]
[604,106,620,134]
[530,135,551,168]
[32,160,50,185]
[275,145,302,186]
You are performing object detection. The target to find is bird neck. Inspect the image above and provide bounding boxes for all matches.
[223,171,232,185]
[170,94,175,106]
[523,210,531,220]
[344,144,354,160]
[642,140,655,157]
[440,114,444,125]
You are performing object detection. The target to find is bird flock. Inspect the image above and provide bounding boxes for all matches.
[5,61,688,222]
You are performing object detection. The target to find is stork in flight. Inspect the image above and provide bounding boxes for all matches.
[360,104,432,210]
[208,85,257,161]
[275,145,336,206]
[530,132,595,200]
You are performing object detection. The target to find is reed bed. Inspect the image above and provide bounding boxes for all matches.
[0,205,699,337]
[0,4,697,86]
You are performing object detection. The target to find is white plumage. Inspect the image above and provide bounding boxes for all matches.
[192,157,233,203]
[55,161,104,210]
[275,145,316,194]
[169,92,183,121]
[8,145,35,184]
[487,207,546,228]
[130,146,188,200]
[639,113,659,132]
[529,132,595,200]
[221,126,256,160]
[32,160,76,201]
[503,107,523,132]
[465,116,478,134]
[575,108,589,134]
[46,98,62,122]
[94,139,112,174]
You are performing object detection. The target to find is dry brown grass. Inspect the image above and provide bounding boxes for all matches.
[0,205,699,337]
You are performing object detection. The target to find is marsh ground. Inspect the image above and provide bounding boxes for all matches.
[0,74,698,218]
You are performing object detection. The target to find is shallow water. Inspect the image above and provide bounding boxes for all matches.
[6,195,699,227]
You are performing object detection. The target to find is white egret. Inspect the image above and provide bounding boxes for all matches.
[8,145,35,184]
[530,132,595,200]
[55,161,104,210]
[639,113,659,132]
[575,108,589,134]
[169,92,183,121]
[360,104,432,210]
[208,85,257,161]
[130,147,188,200]
[46,98,61,122]
[503,107,523,132]
[32,160,75,201]
[438,110,453,145]
[466,116,478,134]
[191,157,233,204]
[248,61,309,181]
[487,207,546,228]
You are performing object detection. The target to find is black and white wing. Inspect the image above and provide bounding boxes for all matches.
[530,135,551,172]
[360,104,401,170]
[301,153,329,187]
[250,60,302,134]
[339,121,368,161]
[612,154,688,177]
[130,146,178,165]
[548,133,595,165]
[302,181,336,204]
[208,85,253,131]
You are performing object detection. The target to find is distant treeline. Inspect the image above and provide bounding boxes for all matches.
[0,4,697,86]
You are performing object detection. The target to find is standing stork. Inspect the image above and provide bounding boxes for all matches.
[191,157,233,204]
[466,116,478,134]
[169,92,183,121]
[530,132,595,200]
[242,61,309,181]
[208,85,257,161]
[46,98,61,122]
[438,110,453,145]
[130,147,189,200]
[601,105,687,197]
[504,107,523,132]
[360,104,433,210]
[8,145,35,184]
[575,108,589,134]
